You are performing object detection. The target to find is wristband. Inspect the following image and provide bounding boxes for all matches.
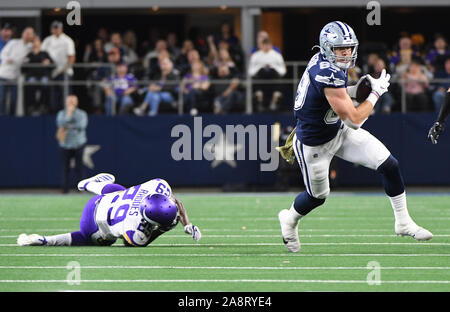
[367,91,379,107]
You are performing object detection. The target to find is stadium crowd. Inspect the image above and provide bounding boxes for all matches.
[0,21,449,116]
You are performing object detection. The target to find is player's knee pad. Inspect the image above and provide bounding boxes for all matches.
[377,154,405,197]
[294,191,326,216]
[309,163,330,199]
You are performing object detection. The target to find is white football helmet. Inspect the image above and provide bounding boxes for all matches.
[318,21,359,69]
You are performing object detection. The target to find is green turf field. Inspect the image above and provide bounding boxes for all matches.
[0,193,449,292]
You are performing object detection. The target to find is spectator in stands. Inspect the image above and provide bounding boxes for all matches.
[389,35,419,67]
[178,48,203,77]
[215,22,240,49]
[167,32,181,60]
[211,63,243,114]
[148,50,171,80]
[250,31,281,55]
[432,57,450,112]
[103,63,138,115]
[56,94,87,194]
[181,60,210,115]
[206,35,236,70]
[0,26,34,115]
[211,23,243,70]
[144,39,169,76]
[83,38,107,63]
[371,58,395,114]
[0,23,14,60]
[426,34,450,74]
[362,53,380,76]
[122,30,139,65]
[248,38,286,112]
[176,39,195,74]
[402,58,430,112]
[134,57,179,116]
[88,47,120,113]
[394,48,413,80]
[219,41,244,72]
[22,36,53,115]
[104,32,125,61]
[96,27,110,45]
[41,21,76,113]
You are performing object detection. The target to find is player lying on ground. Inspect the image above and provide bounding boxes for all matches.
[428,87,450,144]
[277,21,433,253]
[17,173,201,246]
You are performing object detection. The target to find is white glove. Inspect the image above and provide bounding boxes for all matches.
[184,224,202,242]
[366,69,391,105]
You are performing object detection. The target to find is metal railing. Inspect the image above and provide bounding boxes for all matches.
[0,61,448,116]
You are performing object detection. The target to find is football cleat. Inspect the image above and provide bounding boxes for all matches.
[77,173,115,191]
[17,234,47,246]
[278,209,301,252]
[395,222,433,241]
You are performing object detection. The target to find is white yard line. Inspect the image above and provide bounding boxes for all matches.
[0,265,448,270]
[1,253,449,257]
[1,217,449,221]
[5,234,450,238]
[2,228,450,233]
[0,279,448,284]
[1,242,449,247]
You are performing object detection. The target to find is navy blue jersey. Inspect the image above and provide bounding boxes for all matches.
[294,52,348,146]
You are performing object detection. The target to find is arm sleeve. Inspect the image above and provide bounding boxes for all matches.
[41,37,49,53]
[247,54,261,77]
[0,41,13,63]
[56,111,70,128]
[67,38,76,56]
[272,53,287,77]
[71,110,88,130]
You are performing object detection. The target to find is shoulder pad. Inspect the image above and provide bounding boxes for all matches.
[313,68,346,88]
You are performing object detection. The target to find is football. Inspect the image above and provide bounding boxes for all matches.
[355,77,372,103]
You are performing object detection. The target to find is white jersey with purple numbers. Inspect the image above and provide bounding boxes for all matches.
[94,178,173,246]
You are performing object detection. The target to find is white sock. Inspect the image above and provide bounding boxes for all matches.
[45,233,72,246]
[85,181,111,195]
[389,192,413,225]
[288,204,303,224]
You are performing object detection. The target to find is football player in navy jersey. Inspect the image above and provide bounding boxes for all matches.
[278,21,433,253]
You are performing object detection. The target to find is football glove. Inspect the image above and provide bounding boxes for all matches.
[276,127,296,165]
[428,121,445,144]
[184,224,202,242]
[366,69,391,100]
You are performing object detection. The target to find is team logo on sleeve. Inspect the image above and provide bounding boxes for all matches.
[315,73,345,87]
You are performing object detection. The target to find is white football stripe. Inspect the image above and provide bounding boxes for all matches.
[1,253,449,257]
[7,234,450,239]
[0,265,448,270]
[1,216,448,221]
[2,242,450,247]
[0,279,448,284]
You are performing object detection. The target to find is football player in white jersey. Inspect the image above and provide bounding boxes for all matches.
[278,21,433,253]
[17,173,202,246]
